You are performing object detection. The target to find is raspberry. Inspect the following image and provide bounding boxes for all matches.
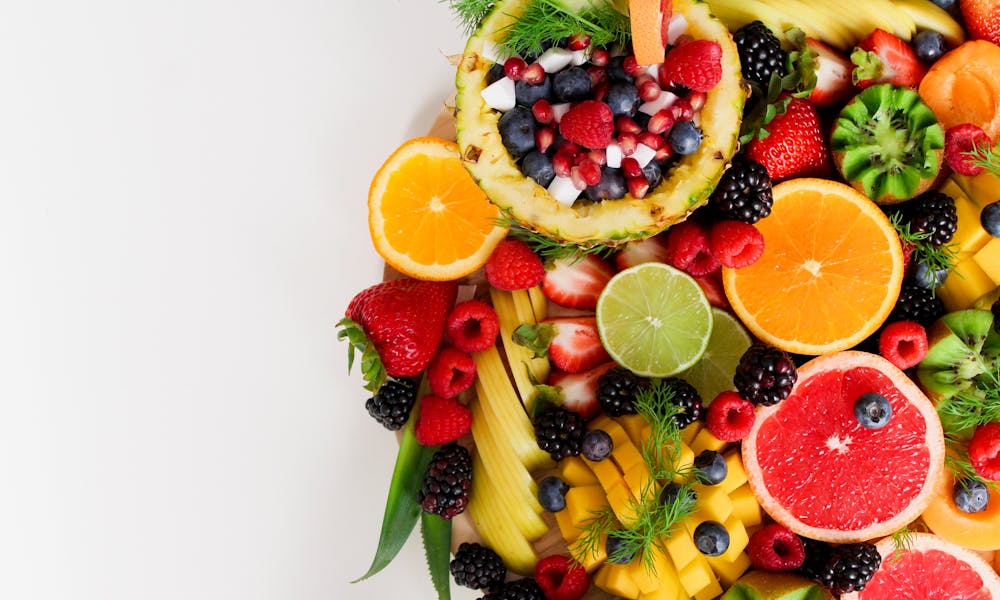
[945,123,992,176]
[559,100,615,150]
[969,421,1000,481]
[415,394,472,446]
[446,300,500,353]
[878,320,928,370]
[709,220,765,268]
[747,524,806,571]
[660,40,723,93]
[665,220,721,276]
[705,391,756,441]
[428,347,477,399]
[485,239,545,291]
[533,555,590,600]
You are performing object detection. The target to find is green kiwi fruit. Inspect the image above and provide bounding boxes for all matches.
[917,309,997,403]
[831,84,944,204]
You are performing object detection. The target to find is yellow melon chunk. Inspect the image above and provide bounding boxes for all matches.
[729,483,763,526]
[595,562,640,599]
[720,449,748,494]
[940,258,997,311]
[677,554,718,598]
[973,238,1000,284]
[560,456,600,487]
[690,427,727,454]
[681,422,702,445]
[662,527,700,570]
[706,550,752,588]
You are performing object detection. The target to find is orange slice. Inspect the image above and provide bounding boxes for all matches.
[629,0,672,66]
[368,137,507,280]
[722,178,904,355]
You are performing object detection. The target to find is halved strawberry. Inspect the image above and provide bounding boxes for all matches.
[961,0,1000,46]
[851,29,927,88]
[805,38,854,107]
[548,362,617,419]
[692,271,730,310]
[542,255,615,311]
[614,233,671,271]
[513,316,610,374]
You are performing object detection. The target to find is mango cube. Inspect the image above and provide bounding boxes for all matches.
[707,544,752,587]
[595,562,640,599]
[563,485,608,536]
[568,532,606,572]
[720,449,747,494]
[662,526,699,570]
[690,427,727,454]
[585,453,625,490]
[685,484,733,526]
[623,461,656,502]
[680,422,702,445]
[949,184,992,258]
[616,414,649,447]
[677,554,716,598]
[612,437,647,475]
[606,480,640,526]
[973,238,1000,284]
[671,443,696,483]
[940,258,997,311]
[560,456,599,487]
[627,544,678,594]
[729,484,763,526]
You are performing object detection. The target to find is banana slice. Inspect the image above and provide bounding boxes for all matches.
[703,0,790,37]
[892,0,967,47]
[871,0,918,39]
[791,0,862,50]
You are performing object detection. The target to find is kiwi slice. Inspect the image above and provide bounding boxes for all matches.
[917,309,996,403]
[831,84,944,204]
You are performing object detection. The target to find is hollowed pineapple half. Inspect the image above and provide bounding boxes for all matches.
[455,0,745,248]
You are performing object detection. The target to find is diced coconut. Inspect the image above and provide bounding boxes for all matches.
[645,64,661,79]
[537,47,574,73]
[548,175,583,206]
[606,143,623,168]
[632,144,657,167]
[481,77,516,111]
[667,14,688,45]
[639,91,678,116]
[571,49,589,66]
[481,40,509,64]
[551,102,572,123]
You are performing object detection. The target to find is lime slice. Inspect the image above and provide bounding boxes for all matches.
[680,307,752,405]
[596,263,712,377]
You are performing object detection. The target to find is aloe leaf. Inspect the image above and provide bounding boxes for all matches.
[421,512,453,600]
[353,408,435,582]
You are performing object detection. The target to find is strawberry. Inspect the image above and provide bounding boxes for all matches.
[513,317,610,374]
[541,254,615,310]
[659,39,723,93]
[804,38,854,107]
[851,29,927,88]
[415,394,472,446]
[614,233,671,271]
[745,97,831,182]
[339,278,457,389]
[547,362,617,419]
[559,100,615,149]
[693,272,730,310]
[961,0,1000,45]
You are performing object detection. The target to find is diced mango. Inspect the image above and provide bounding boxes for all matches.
[940,258,997,311]
[693,578,723,600]
[973,238,1000,284]
[601,418,634,449]
[949,183,992,258]
[681,421,702,445]
[623,461,656,502]
[729,484,763,526]
[606,480,640,526]
[672,443,696,483]
[612,437,647,475]
[706,516,749,564]
[662,527,700,570]
[690,427,727,454]
[720,449,747,494]
[628,542,680,595]
[554,503,578,542]
[685,484,733,526]
[677,554,716,598]
[568,532,606,572]
[707,550,752,588]
[560,456,599,487]
[563,485,608,534]
[585,454,625,490]
[952,172,1000,210]
[616,414,649,447]
[595,562,640,599]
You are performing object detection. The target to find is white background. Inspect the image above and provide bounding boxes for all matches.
[0,1,480,598]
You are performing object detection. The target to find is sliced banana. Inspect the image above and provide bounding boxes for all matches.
[892,0,967,47]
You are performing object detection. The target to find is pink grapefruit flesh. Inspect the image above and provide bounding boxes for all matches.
[742,351,945,543]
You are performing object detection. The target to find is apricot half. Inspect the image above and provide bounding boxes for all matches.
[922,466,1000,551]
[919,40,1000,140]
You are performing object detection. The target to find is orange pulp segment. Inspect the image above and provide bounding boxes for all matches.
[629,0,672,65]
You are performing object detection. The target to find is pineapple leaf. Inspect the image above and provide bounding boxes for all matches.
[337,317,387,392]
[420,512,453,600]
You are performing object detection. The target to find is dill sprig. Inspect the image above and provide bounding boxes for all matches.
[441,0,496,34]
[944,445,999,491]
[635,382,685,480]
[890,212,959,281]
[937,371,1000,435]
[966,139,1000,178]
[888,522,928,563]
[499,0,630,58]
[498,214,619,261]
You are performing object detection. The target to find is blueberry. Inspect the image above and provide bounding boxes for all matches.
[982,201,1000,237]
[953,478,990,513]
[607,55,634,83]
[553,66,592,102]
[537,476,569,512]
[606,532,637,564]
[694,450,728,485]
[668,121,702,155]
[515,77,553,107]
[853,392,892,429]
[581,429,613,461]
[605,82,640,116]
[912,260,949,290]
[931,0,956,8]
[913,30,947,62]
[693,521,730,556]
[659,482,697,506]
[486,62,506,85]
[641,160,662,189]
[498,107,536,158]
[583,167,628,201]
[522,151,555,187]
[633,111,651,129]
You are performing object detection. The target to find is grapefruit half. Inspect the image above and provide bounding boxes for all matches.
[841,533,1000,599]
[742,351,945,543]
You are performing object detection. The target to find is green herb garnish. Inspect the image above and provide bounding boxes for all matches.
[499,0,630,58]
[441,0,496,34]
[499,214,620,261]
[890,212,959,285]
[966,139,1000,178]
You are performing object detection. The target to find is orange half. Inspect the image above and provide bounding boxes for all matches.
[722,178,904,355]
[368,137,507,281]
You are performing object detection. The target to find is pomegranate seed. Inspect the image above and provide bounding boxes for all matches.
[569,165,589,190]
[574,152,593,166]
[618,132,638,156]
[639,132,664,150]
[655,145,674,161]
[657,63,671,88]
[535,126,555,153]
[523,63,545,84]
[621,157,643,178]
[558,141,582,157]
[552,153,573,178]
[504,57,527,81]
[688,91,707,112]
[638,80,662,102]
[672,99,694,121]
[623,56,644,77]
[648,110,676,135]
[578,159,602,185]
[587,66,607,86]
[532,99,554,124]
[615,115,642,135]
[627,175,650,198]
[592,81,608,102]
[590,48,610,66]
[567,33,591,51]
[588,149,607,166]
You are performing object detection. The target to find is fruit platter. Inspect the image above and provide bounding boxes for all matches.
[340,0,1000,597]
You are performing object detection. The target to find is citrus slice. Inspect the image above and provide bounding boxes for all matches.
[595,262,712,377]
[629,0,672,66]
[368,136,507,281]
[742,351,945,543]
[841,533,1000,599]
[680,307,752,405]
[722,178,904,355]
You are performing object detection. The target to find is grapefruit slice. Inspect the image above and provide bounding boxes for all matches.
[742,351,945,543]
[841,533,1000,599]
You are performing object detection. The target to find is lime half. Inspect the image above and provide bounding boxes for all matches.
[596,263,712,377]
[680,307,752,405]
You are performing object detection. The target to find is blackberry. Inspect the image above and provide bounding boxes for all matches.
[482,578,546,600]
[709,156,773,224]
[661,377,704,428]
[898,190,958,247]
[450,542,506,591]
[733,344,798,406]
[799,538,881,595]
[534,406,585,461]
[889,280,945,326]
[365,378,417,430]
[733,21,788,88]
[419,443,472,519]
[597,367,644,416]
